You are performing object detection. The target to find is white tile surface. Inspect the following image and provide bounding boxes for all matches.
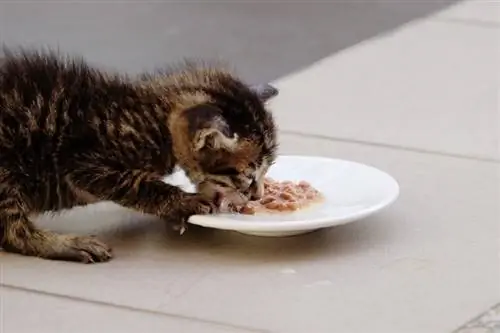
[437,0,500,24]
[270,20,500,160]
[1,133,498,333]
[1,287,258,333]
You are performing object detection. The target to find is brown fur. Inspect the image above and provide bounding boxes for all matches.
[0,49,278,263]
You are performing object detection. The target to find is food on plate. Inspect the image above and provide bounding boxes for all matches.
[238,177,322,214]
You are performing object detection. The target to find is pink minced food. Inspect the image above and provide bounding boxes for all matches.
[237,177,322,214]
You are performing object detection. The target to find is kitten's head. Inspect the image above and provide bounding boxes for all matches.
[169,74,279,205]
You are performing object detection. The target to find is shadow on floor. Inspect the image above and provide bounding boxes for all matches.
[0,0,461,82]
[31,202,396,265]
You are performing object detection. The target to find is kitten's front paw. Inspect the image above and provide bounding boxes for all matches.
[165,194,218,234]
[186,193,219,215]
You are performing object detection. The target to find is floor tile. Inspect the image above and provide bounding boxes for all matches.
[270,20,499,160]
[1,287,258,333]
[437,0,500,25]
[1,133,498,333]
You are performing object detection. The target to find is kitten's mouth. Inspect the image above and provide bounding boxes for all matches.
[213,191,224,207]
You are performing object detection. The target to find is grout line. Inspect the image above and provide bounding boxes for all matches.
[451,302,500,332]
[281,130,500,164]
[432,17,500,29]
[0,283,270,333]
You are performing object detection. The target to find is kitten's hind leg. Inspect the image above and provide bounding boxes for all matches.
[0,185,112,263]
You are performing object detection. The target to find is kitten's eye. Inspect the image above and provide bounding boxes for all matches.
[213,168,239,176]
[248,162,257,169]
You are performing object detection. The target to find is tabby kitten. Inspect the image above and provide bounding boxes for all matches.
[0,50,279,263]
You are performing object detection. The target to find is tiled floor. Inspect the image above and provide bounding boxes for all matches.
[272,19,499,160]
[2,287,256,333]
[1,1,499,332]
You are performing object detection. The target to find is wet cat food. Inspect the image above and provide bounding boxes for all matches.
[239,178,322,214]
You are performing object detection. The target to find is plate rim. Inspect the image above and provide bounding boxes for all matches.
[188,155,400,232]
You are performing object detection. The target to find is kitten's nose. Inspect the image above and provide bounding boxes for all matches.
[248,181,263,200]
[250,191,262,201]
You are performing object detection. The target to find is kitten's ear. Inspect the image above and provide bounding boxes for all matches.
[250,83,279,102]
[184,104,238,152]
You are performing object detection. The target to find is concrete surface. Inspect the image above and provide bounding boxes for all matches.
[1,0,499,332]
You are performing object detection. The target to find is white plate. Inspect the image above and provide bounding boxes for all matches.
[164,155,400,237]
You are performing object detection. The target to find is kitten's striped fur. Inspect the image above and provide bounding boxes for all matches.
[0,49,278,263]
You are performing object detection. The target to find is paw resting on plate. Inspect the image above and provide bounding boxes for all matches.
[166,193,218,234]
[168,191,247,235]
[214,191,249,214]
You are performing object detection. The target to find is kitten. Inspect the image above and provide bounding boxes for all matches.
[0,49,279,263]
